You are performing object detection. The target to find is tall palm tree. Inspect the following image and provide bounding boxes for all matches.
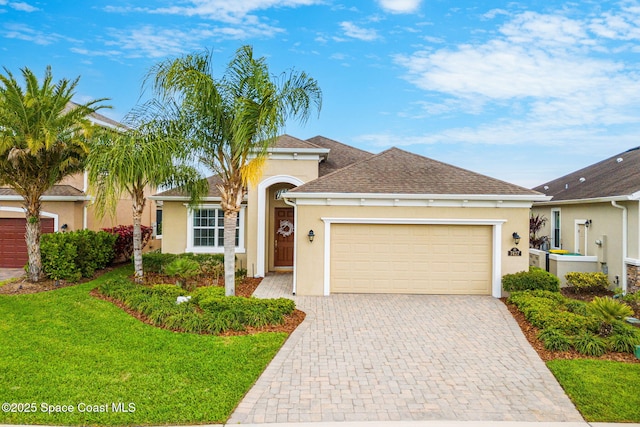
[0,66,107,282]
[147,45,322,295]
[87,122,207,282]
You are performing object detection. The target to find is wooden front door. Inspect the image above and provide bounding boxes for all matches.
[274,207,294,267]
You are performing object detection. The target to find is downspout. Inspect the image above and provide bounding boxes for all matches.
[611,201,628,293]
[283,197,297,295]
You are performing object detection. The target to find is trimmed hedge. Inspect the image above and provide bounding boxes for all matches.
[565,272,610,292]
[41,230,116,281]
[502,266,560,292]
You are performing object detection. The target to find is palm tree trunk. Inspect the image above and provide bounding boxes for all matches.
[24,199,42,282]
[224,210,237,296]
[132,195,145,283]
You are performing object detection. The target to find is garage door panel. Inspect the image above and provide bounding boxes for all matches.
[331,223,491,295]
[0,218,54,268]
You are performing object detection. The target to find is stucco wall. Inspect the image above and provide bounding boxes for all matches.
[292,204,531,296]
[0,200,84,231]
[532,201,636,287]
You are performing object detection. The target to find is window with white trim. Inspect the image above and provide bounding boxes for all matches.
[186,205,245,253]
[551,208,561,249]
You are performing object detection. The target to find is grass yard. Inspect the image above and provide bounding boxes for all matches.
[547,359,640,422]
[0,266,287,426]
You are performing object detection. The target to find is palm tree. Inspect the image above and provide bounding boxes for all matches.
[87,122,207,282]
[146,45,322,295]
[0,66,107,282]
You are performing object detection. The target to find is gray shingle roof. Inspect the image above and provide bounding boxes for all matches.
[0,185,85,197]
[155,175,223,198]
[533,146,640,201]
[306,136,373,177]
[289,147,541,195]
[273,134,323,150]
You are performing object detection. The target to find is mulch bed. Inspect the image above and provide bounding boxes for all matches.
[90,275,305,337]
[502,287,640,364]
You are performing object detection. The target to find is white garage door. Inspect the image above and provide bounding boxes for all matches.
[330,223,492,294]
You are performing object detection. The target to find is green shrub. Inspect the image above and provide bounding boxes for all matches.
[565,300,588,316]
[538,328,572,351]
[502,266,560,292]
[41,230,115,280]
[588,297,634,324]
[565,272,610,292]
[164,258,201,290]
[573,332,607,356]
[142,253,179,273]
[151,284,186,298]
[191,286,225,302]
[608,333,640,353]
[40,236,81,282]
[545,311,599,335]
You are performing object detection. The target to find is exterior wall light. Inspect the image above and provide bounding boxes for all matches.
[308,230,315,242]
[512,232,521,245]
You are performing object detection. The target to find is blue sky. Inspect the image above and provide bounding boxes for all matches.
[2,0,640,188]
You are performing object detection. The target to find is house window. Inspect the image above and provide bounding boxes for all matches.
[551,209,561,249]
[186,205,245,253]
[155,206,163,238]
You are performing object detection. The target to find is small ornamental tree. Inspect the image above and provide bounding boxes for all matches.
[530,214,549,249]
[102,225,153,262]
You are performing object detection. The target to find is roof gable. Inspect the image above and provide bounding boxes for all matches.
[306,136,373,177]
[273,134,323,150]
[289,147,541,196]
[533,146,640,201]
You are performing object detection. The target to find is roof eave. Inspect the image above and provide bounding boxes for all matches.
[533,194,639,206]
[0,195,90,202]
[149,195,222,201]
[285,192,550,202]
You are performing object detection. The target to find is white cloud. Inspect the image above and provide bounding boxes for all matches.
[9,1,37,12]
[101,22,284,58]
[106,0,321,24]
[377,0,421,14]
[393,6,640,149]
[340,21,379,41]
[3,23,58,45]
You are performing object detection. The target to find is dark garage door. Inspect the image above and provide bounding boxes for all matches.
[0,218,55,268]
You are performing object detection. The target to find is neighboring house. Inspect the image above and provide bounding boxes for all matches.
[0,109,159,268]
[531,146,640,293]
[152,135,546,297]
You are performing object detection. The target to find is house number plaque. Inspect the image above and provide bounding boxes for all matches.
[508,247,522,256]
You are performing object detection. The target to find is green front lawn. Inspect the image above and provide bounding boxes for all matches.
[0,266,287,426]
[547,359,640,422]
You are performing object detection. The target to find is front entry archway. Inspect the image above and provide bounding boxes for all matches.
[256,175,304,277]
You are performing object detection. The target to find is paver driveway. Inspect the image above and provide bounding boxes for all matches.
[229,274,583,424]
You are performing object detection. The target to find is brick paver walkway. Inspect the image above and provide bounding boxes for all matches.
[229,274,583,424]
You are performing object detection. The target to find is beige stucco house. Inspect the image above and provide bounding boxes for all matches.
[153,135,547,297]
[0,110,159,268]
[531,146,640,293]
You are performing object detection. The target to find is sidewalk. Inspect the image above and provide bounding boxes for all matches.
[6,421,639,427]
